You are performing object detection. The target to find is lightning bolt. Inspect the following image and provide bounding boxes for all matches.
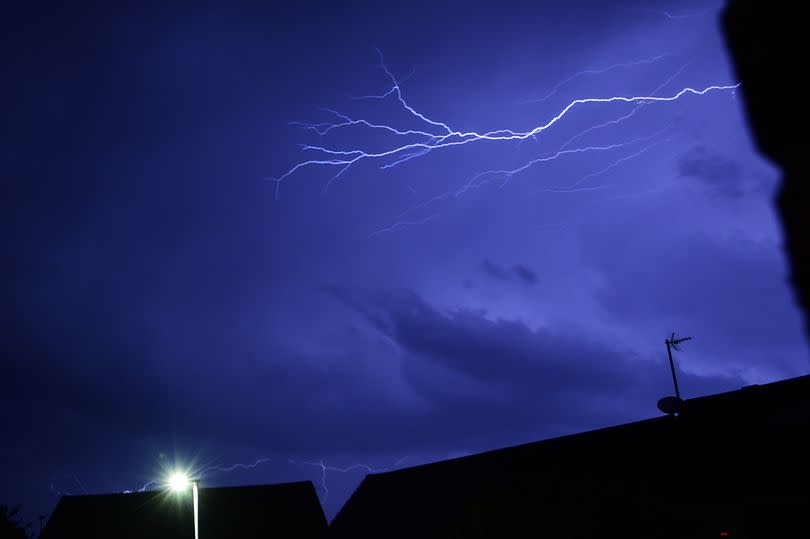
[559,135,673,192]
[273,49,739,237]
[136,480,157,492]
[48,473,87,497]
[273,49,738,203]
[198,457,273,475]
[457,130,669,196]
[49,483,71,497]
[369,216,435,237]
[555,62,690,152]
[661,9,714,20]
[288,458,403,504]
[383,129,670,231]
[636,7,717,20]
[523,54,668,104]
[93,453,411,517]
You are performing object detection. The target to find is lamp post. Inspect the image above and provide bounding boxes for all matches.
[169,472,200,539]
[192,479,199,539]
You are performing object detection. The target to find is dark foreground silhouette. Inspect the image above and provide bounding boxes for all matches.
[38,376,810,538]
[1,505,28,539]
[40,481,327,539]
[329,375,810,538]
[724,1,810,340]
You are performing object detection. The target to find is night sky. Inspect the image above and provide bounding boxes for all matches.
[3,0,808,525]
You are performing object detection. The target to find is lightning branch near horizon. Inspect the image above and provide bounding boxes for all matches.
[272,48,739,206]
[80,454,411,510]
[48,474,87,497]
[288,458,393,505]
[198,457,273,475]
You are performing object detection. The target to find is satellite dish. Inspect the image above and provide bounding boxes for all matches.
[657,396,683,415]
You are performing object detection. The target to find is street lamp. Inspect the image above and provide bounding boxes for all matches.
[168,472,199,539]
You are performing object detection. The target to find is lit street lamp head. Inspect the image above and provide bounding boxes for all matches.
[166,471,201,539]
[168,472,190,492]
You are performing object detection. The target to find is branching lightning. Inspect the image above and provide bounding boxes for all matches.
[560,135,673,192]
[370,216,435,237]
[637,7,717,20]
[523,54,667,104]
[555,62,690,152]
[457,131,669,196]
[272,48,739,236]
[48,474,87,497]
[273,49,738,200]
[198,457,273,475]
[75,453,410,516]
[288,458,403,504]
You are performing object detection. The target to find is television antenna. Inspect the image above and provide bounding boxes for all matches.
[657,332,692,415]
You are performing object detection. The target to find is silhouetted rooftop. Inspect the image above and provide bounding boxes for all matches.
[330,374,810,538]
[40,480,327,539]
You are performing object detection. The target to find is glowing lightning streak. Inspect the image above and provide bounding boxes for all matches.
[49,474,87,497]
[137,480,157,492]
[563,136,672,191]
[557,62,690,151]
[125,458,275,494]
[289,459,390,504]
[370,216,435,237]
[198,457,273,475]
[636,7,716,20]
[354,49,454,134]
[50,483,71,497]
[276,68,738,198]
[661,9,714,20]
[54,455,410,507]
[379,130,668,232]
[73,474,87,494]
[456,131,668,197]
[524,54,667,103]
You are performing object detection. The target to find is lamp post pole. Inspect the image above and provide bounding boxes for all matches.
[191,480,200,539]
[168,472,200,539]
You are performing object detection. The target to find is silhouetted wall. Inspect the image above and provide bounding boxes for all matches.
[723,1,810,343]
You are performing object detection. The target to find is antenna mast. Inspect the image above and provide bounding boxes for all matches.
[664,332,692,400]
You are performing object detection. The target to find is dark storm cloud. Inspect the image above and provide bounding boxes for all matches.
[678,145,744,197]
[481,260,537,285]
[592,230,793,344]
[513,264,537,285]
[329,287,745,432]
[579,199,807,376]
[481,259,510,281]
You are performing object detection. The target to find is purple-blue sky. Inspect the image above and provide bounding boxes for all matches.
[3,0,808,524]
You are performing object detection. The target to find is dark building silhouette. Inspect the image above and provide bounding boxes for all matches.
[723,1,810,341]
[40,481,327,539]
[330,375,810,538]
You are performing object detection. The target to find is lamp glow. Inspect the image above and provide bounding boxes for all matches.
[168,472,190,492]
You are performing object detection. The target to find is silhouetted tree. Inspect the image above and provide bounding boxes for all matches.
[0,505,28,539]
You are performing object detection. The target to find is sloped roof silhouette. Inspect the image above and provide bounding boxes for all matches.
[330,375,810,538]
[40,480,327,539]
